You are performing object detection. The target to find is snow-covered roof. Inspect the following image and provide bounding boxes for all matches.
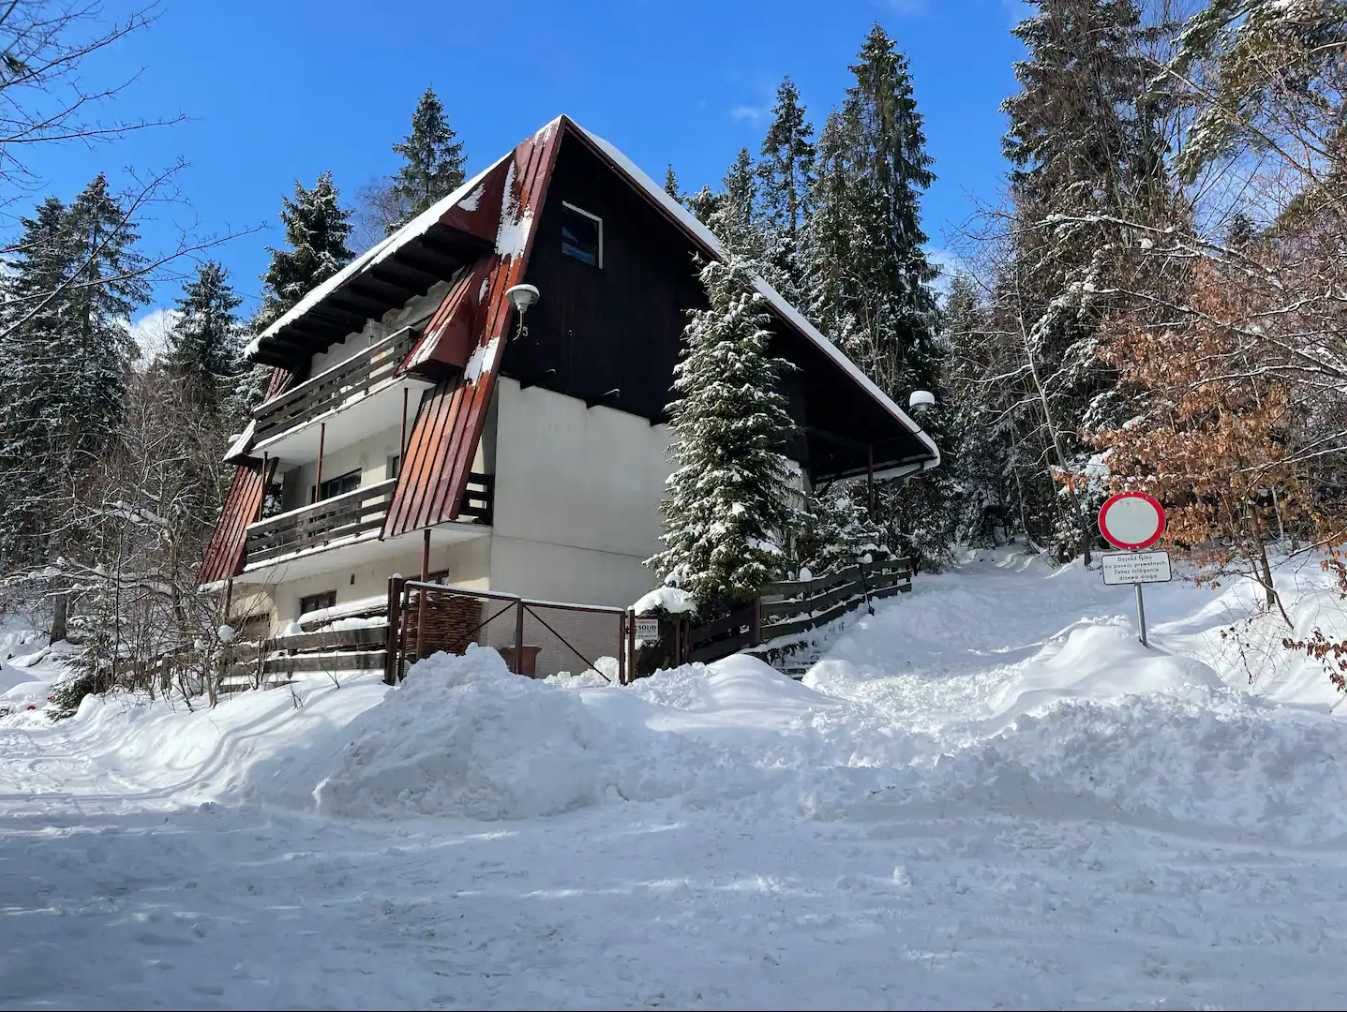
[571,122,939,470]
[246,114,937,471]
[243,150,515,360]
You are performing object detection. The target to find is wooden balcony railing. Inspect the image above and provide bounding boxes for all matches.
[253,326,420,445]
[244,473,495,568]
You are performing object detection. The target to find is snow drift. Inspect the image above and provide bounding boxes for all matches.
[283,646,702,820]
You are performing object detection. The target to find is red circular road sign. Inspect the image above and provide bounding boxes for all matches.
[1098,491,1166,550]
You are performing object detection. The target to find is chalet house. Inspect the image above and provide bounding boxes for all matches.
[198,115,939,673]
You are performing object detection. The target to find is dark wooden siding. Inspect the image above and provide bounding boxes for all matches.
[508,133,706,420]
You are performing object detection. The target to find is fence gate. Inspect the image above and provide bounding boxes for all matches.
[385,579,635,685]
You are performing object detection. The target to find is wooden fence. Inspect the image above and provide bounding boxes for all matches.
[219,624,388,695]
[678,557,912,665]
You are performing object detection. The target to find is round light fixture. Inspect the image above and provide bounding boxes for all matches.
[506,283,540,313]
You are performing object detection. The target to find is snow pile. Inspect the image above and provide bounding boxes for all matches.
[299,646,695,821]
[632,584,694,615]
[960,688,1347,845]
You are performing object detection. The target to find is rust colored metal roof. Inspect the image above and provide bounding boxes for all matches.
[383,120,563,537]
[196,457,276,586]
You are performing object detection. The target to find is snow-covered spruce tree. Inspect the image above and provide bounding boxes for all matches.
[649,257,797,613]
[796,484,889,576]
[163,262,243,419]
[387,87,466,228]
[244,171,355,407]
[805,24,941,400]
[663,163,681,202]
[940,274,1017,547]
[64,174,148,454]
[254,171,354,332]
[708,148,767,263]
[684,185,722,228]
[0,177,147,639]
[997,0,1178,559]
[757,77,815,302]
[801,26,953,565]
[0,196,75,571]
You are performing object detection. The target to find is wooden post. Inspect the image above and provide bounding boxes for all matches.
[617,613,627,686]
[258,454,268,522]
[224,578,233,621]
[400,387,409,454]
[867,443,876,514]
[513,600,525,676]
[385,576,404,685]
[415,528,430,660]
[316,422,326,497]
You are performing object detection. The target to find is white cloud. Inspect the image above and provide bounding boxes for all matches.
[126,307,180,362]
[728,104,768,124]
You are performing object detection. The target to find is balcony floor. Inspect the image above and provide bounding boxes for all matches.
[235,522,489,585]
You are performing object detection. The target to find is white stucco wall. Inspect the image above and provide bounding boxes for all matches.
[488,377,671,610]
[231,535,491,631]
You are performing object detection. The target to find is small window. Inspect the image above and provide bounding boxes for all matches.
[299,590,336,617]
[312,469,361,503]
[561,202,602,267]
[386,454,401,480]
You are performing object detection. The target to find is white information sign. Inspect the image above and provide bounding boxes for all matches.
[1101,550,1172,586]
[634,617,661,641]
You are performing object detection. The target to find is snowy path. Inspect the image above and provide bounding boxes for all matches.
[3,551,1347,1009]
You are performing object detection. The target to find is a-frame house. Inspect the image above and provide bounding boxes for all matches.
[199,115,939,664]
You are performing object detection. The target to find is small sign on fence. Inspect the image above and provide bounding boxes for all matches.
[1100,550,1172,587]
[633,617,660,642]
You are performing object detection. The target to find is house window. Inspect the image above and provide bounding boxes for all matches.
[561,202,603,267]
[298,590,336,617]
[386,454,401,480]
[311,468,361,503]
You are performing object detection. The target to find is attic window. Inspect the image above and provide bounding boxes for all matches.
[561,202,603,267]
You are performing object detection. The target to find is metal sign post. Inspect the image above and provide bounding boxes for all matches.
[1098,493,1169,648]
[1134,579,1147,648]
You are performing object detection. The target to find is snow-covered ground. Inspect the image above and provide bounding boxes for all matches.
[2,549,1346,1009]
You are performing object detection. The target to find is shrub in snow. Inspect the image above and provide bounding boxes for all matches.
[795,485,889,576]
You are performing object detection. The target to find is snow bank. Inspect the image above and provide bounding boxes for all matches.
[291,647,698,821]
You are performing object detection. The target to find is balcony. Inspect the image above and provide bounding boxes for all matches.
[252,326,434,463]
[239,473,495,581]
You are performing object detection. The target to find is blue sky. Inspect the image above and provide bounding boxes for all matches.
[29,0,1030,344]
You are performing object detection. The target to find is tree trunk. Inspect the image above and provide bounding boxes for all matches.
[1013,273,1093,564]
[49,589,68,644]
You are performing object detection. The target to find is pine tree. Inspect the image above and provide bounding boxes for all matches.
[797,485,889,576]
[255,171,354,331]
[804,24,940,399]
[707,148,765,262]
[997,0,1177,557]
[649,257,797,612]
[387,87,466,229]
[64,174,148,457]
[940,274,1016,546]
[0,197,75,566]
[164,262,243,417]
[0,177,146,639]
[757,77,815,299]
[663,163,681,202]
